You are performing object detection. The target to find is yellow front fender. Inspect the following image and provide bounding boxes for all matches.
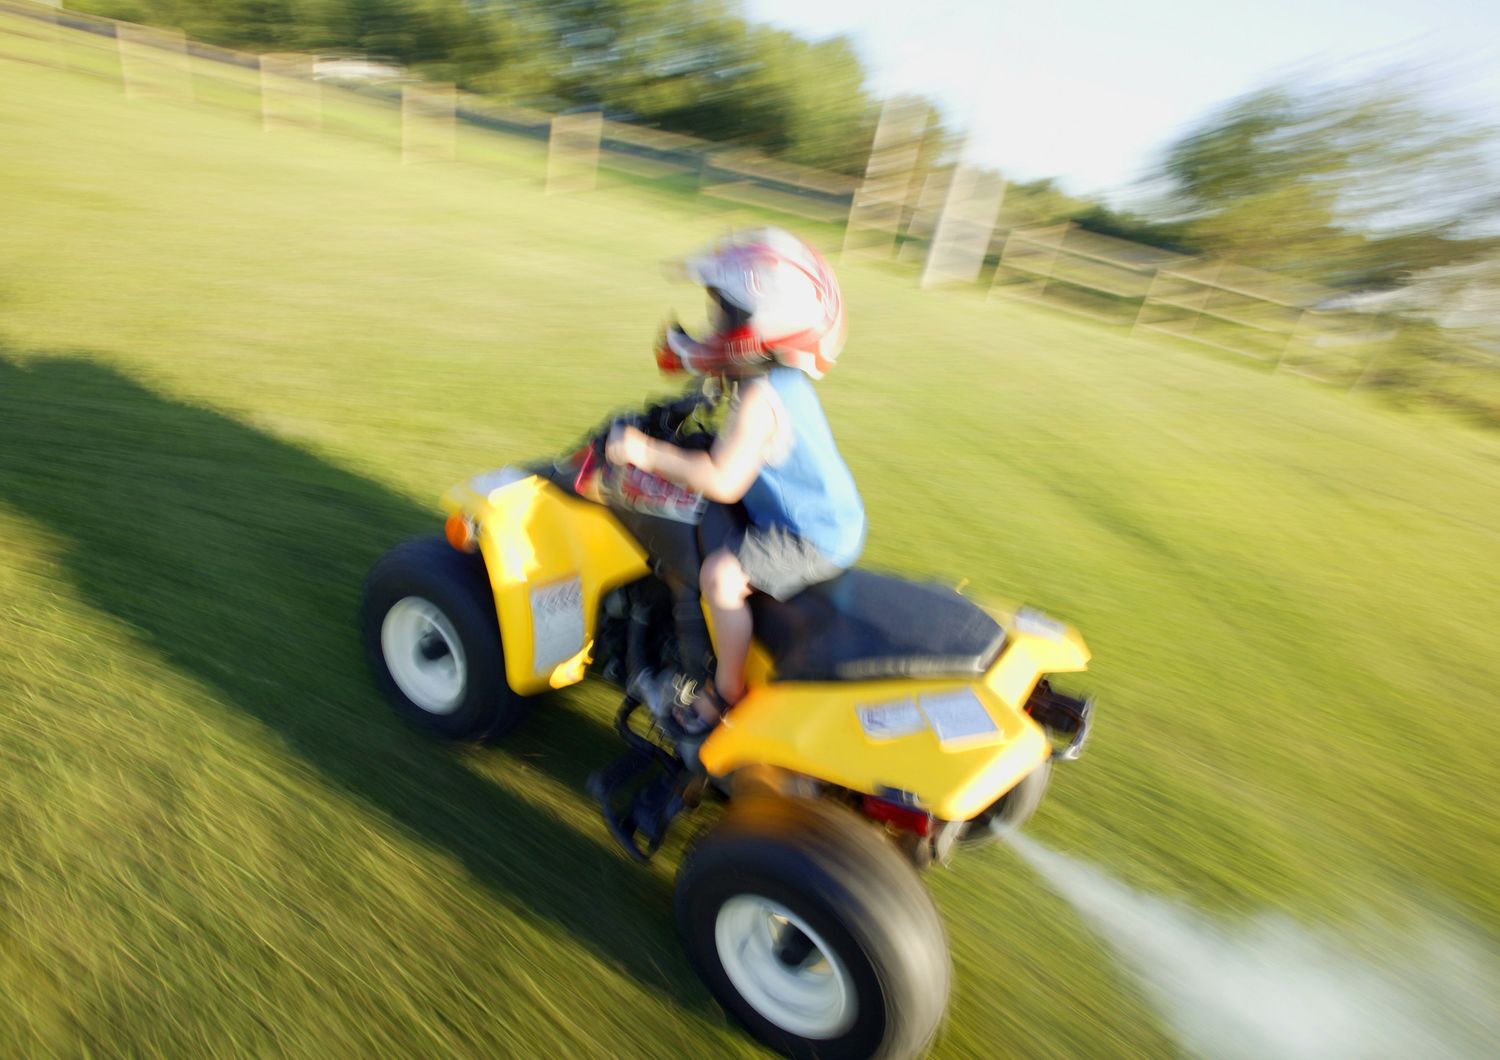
[446,469,649,695]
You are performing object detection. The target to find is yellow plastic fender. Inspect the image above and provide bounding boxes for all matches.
[446,469,649,695]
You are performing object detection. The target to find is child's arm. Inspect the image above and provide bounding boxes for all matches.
[607,383,775,504]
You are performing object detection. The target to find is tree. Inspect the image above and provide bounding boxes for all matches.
[1158,78,1500,287]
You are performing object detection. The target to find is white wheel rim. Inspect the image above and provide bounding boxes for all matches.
[380,596,467,715]
[714,894,857,1040]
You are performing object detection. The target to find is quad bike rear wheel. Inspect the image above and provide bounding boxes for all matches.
[675,795,950,1060]
[361,535,527,740]
[958,758,1052,847]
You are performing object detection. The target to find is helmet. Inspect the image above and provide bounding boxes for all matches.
[657,227,846,379]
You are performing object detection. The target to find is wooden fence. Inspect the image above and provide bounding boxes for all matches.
[987,222,1404,389]
[4,0,1493,408]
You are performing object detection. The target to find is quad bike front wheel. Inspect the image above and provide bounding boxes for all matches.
[676,796,950,1060]
[361,535,527,740]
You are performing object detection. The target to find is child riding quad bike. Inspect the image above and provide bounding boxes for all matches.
[360,233,1095,1060]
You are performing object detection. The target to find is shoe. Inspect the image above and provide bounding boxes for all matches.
[669,685,725,737]
[628,667,697,724]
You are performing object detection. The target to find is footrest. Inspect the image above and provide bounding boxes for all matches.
[587,748,687,862]
[588,697,691,862]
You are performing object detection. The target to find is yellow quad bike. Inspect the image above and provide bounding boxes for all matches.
[360,385,1094,1060]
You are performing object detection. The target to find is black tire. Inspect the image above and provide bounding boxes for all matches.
[959,758,1052,847]
[676,796,951,1060]
[361,535,527,741]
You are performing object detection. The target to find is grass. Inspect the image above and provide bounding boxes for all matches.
[3,14,1500,1056]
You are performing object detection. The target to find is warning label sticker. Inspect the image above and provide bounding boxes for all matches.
[920,689,1000,748]
[856,699,927,741]
[530,577,584,673]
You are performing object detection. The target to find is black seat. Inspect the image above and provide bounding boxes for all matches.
[749,569,1006,682]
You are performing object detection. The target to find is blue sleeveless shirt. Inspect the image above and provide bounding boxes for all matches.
[739,366,865,568]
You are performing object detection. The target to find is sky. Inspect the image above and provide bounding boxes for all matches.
[741,0,1500,204]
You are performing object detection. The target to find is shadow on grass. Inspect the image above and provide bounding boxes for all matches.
[0,349,713,1018]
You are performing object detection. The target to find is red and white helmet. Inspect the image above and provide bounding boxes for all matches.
[657,227,846,379]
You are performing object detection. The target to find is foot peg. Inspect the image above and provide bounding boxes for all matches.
[587,750,685,862]
[587,695,693,862]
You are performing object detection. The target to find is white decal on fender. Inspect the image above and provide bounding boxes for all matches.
[856,699,926,741]
[530,576,584,673]
[920,689,1000,748]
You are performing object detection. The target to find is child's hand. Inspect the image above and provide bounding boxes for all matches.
[606,424,650,468]
[654,321,685,374]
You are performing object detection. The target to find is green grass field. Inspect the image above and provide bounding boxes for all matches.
[3,15,1500,1057]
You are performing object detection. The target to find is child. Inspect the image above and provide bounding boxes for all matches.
[606,228,864,733]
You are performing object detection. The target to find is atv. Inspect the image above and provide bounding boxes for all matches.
[361,382,1094,1060]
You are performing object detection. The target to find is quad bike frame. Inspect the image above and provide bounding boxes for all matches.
[440,461,1092,848]
[363,390,1096,1060]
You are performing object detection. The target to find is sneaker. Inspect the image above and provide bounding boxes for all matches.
[627,668,697,724]
[669,685,725,737]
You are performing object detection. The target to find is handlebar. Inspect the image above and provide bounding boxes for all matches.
[569,387,714,509]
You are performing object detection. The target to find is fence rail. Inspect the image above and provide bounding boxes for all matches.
[991,223,1188,324]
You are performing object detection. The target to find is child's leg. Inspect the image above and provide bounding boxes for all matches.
[699,547,752,706]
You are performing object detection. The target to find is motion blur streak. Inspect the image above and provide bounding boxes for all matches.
[1007,834,1500,1059]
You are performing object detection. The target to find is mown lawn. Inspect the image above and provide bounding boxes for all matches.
[3,14,1499,1057]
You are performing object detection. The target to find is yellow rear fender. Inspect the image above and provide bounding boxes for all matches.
[445,468,649,695]
[698,603,1090,822]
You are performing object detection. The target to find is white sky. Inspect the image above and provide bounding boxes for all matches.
[742,0,1500,203]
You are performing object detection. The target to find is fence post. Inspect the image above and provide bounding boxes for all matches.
[259,53,321,132]
[115,22,192,102]
[402,82,457,164]
[897,168,952,264]
[1036,222,1069,299]
[1188,261,1226,337]
[843,99,925,259]
[1132,269,1162,334]
[546,111,603,193]
[1272,310,1309,374]
[919,163,1005,288]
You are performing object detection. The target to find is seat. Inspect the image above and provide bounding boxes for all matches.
[749,569,1006,682]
